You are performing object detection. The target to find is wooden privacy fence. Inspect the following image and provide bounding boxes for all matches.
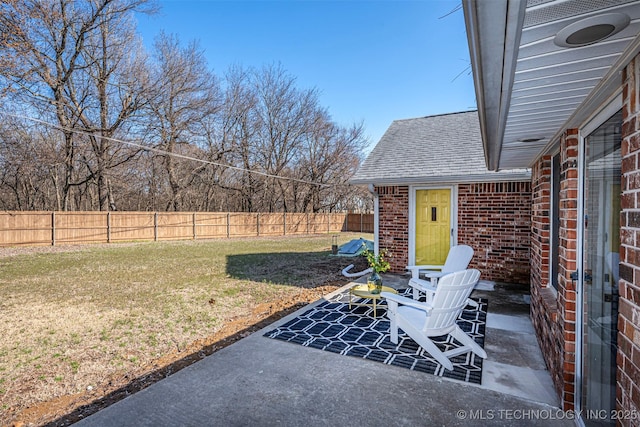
[0,211,374,247]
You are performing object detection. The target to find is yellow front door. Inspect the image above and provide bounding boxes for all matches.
[415,189,451,265]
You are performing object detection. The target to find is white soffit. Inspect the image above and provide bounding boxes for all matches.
[503,0,640,169]
[467,0,640,170]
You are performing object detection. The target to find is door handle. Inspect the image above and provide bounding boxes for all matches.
[571,270,592,284]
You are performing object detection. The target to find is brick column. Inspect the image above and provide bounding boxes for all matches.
[558,128,579,410]
[530,156,552,288]
[618,54,640,424]
[529,132,579,411]
[529,155,564,399]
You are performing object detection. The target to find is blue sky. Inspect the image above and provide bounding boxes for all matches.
[135,0,476,151]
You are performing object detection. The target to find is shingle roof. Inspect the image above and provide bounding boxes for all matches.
[350,111,530,185]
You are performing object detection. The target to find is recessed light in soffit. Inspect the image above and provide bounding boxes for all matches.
[517,137,545,143]
[554,13,631,48]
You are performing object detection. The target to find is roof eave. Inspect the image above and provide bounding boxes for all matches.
[349,171,532,187]
[462,0,527,172]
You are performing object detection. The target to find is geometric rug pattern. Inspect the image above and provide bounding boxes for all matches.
[264,287,487,384]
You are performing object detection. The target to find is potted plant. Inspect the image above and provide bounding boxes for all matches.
[362,245,390,294]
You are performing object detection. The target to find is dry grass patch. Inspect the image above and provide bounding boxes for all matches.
[0,233,371,426]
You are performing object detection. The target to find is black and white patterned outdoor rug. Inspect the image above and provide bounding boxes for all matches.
[264,288,487,384]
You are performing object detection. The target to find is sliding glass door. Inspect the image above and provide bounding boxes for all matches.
[580,110,621,426]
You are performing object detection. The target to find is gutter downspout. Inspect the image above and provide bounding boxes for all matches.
[368,184,379,256]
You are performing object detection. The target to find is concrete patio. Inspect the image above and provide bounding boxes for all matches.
[75,275,575,426]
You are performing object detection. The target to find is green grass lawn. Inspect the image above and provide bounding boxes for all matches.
[0,232,371,425]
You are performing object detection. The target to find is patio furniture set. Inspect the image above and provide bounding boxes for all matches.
[348,244,486,371]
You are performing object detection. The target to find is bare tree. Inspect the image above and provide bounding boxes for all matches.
[251,64,321,212]
[145,32,220,211]
[0,0,24,96]
[295,116,368,212]
[212,65,259,212]
[68,7,150,210]
[0,0,155,210]
[0,3,372,213]
[0,108,70,209]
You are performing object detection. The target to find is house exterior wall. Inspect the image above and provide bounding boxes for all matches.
[530,130,580,411]
[529,155,564,399]
[457,182,531,284]
[529,53,640,420]
[374,182,531,284]
[619,55,640,423]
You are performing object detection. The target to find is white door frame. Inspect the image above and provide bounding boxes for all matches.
[575,93,622,423]
[408,184,458,266]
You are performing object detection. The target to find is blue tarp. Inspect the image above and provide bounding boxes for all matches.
[336,238,373,257]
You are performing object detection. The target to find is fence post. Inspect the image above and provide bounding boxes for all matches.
[193,212,197,240]
[283,212,286,236]
[328,213,331,233]
[257,213,260,236]
[226,212,230,238]
[107,212,111,243]
[361,213,364,233]
[51,212,56,246]
[306,213,309,234]
[154,212,158,241]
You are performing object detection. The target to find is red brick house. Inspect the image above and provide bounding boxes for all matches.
[350,111,532,285]
[354,0,640,426]
[460,1,639,425]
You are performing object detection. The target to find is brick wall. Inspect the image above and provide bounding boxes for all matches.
[529,155,564,401]
[530,156,552,290]
[375,182,531,284]
[528,129,580,411]
[531,156,551,287]
[558,128,580,410]
[618,55,640,424]
[529,55,640,419]
[376,186,409,272]
[457,182,531,284]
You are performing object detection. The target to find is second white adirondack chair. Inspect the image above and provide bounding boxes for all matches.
[406,244,474,301]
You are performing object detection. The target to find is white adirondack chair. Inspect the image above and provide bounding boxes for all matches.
[381,269,485,371]
[406,245,474,301]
